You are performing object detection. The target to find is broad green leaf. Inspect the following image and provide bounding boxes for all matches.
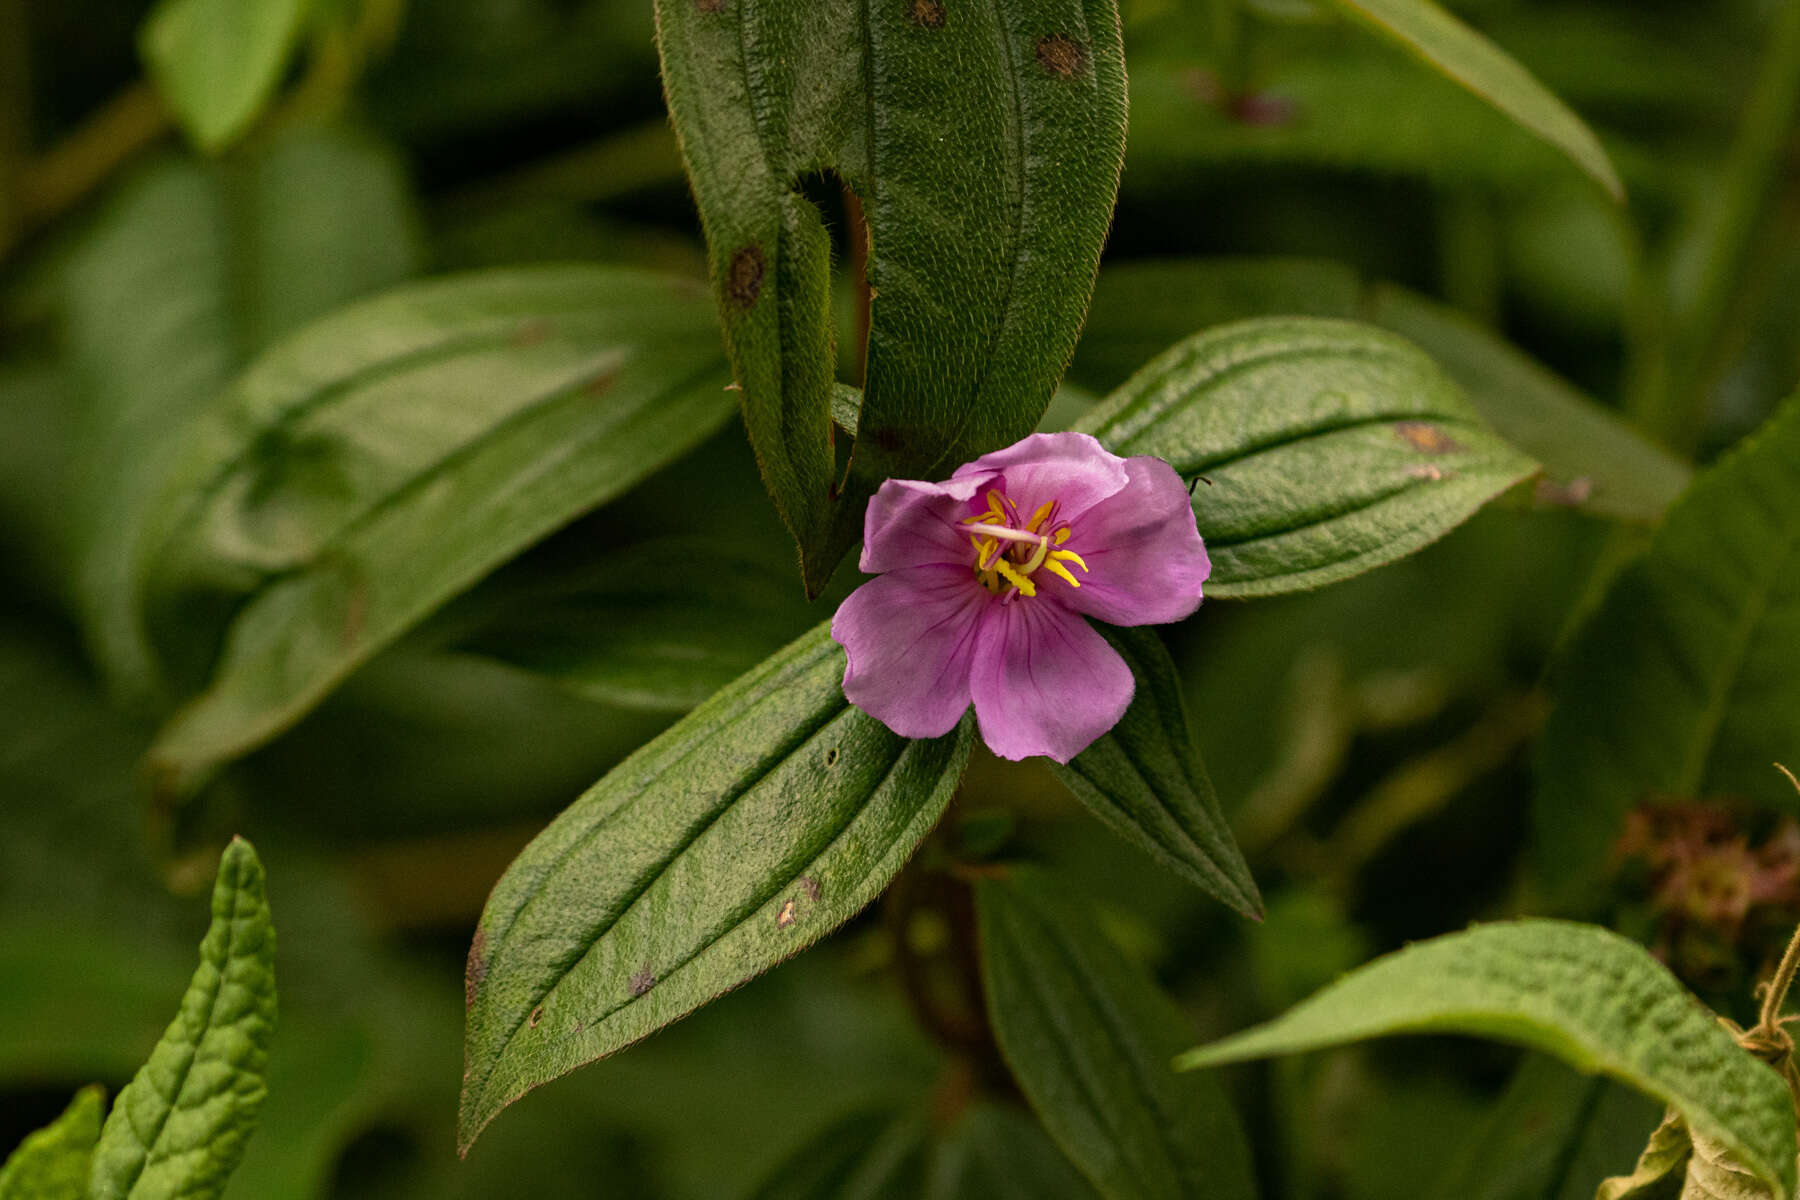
[1177,920,1797,1200]
[1536,397,1800,895]
[929,1105,1101,1200]
[1070,259,1689,523]
[61,133,419,705]
[449,537,813,712]
[1050,626,1261,916]
[1074,316,1538,597]
[460,623,973,1151]
[0,1087,105,1200]
[142,267,734,795]
[140,0,311,151]
[746,1111,929,1200]
[977,866,1258,1200]
[1316,0,1622,200]
[90,838,278,1200]
[655,0,1128,592]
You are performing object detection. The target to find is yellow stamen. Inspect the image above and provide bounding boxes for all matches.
[1053,527,1070,545]
[1049,548,1089,573]
[1025,502,1055,533]
[1042,560,1082,588]
[993,559,1036,597]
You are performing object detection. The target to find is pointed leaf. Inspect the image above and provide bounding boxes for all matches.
[140,0,311,151]
[1074,316,1538,597]
[1049,626,1261,916]
[460,623,973,1151]
[142,267,734,795]
[655,0,1128,591]
[1536,396,1800,897]
[0,1087,105,1200]
[1317,0,1623,200]
[90,838,278,1200]
[931,1105,1102,1200]
[977,866,1259,1200]
[1177,920,1796,1200]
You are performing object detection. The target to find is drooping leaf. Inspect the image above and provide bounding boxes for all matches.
[459,623,973,1152]
[89,838,278,1200]
[1315,0,1622,200]
[977,866,1258,1200]
[140,0,312,151]
[655,0,1128,592]
[1597,1108,1788,1199]
[1177,920,1797,1200]
[1070,259,1688,523]
[142,266,734,795]
[0,1087,105,1200]
[1074,316,1538,597]
[1536,396,1800,897]
[1049,626,1261,916]
[61,132,420,705]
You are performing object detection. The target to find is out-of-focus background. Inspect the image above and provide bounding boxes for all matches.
[2,0,1796,1195]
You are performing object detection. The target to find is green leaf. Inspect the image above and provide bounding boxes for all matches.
[977,865,1258,1200]
[1536,396,1800,896]
[449,537,814,712]
[1049,626,1261,916]
[142,266,734,795]
[1177,920,1796,1200]
[90,838,278,1200]
[655,0,1128,592]
[459,623,973,1152]
[930,1105,1102,1200]
[61,133,420,705]
[1315,0,1622,200]
[746,1111,928,1200]
[0,1087,105,1200]
[140,0,312,151]
[1073,316,1538,598]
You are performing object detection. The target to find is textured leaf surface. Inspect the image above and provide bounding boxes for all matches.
[0,1086,104,1200]
[1598,1108,1786,1199]
[1536,397,1800,893]
[978,866,1258,1200]
[140,0,310,150]
[1050,626,1260,916]
[460,624,973,1151]
[143,267,733,793]
[1177,920,1796,1200]
[1318,0,1622,199]
[656,0,1128,591]
[90,838,278,1200]
[1074,316,1538,597]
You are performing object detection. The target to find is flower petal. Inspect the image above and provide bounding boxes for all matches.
[1060,454,1211,626]
[969,600,1134,763]
[954,432,1130,524]
[860,473,996,573]
[833,565,987,738]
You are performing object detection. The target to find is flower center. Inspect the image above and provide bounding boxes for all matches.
[961,489,1090,599]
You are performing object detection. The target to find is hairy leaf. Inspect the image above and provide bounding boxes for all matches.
[90,838,278,1200]
[1074,316,1538,597]
[1317,0,1622,199]
[1050,626,1260,916]
[0,1087,104,1200]
[978,866,1258,1200]
[1536,397,1800,896]
[143,267,733,795]
[460,624,973,1151]
[655,0,1128,592]
[1177,920,1796,1200]
[140,0,311,151]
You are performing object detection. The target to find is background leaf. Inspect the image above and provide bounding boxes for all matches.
[1050,626,1261,916]
[139,0,312,151]
[1177,920,1796,1200]
[1074,316,1538,597]
[0,1086,104,1200]
[654,0,1128,591]
[90,838,278,1200]
[460,624,973,1151]
[1536,396,1800,897]
[142,266,734,794]
[977,865,1259,1200]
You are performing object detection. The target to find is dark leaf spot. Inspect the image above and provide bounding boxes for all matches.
[910,0,945,27]
[725,245,764,309]
[1393,421,1465,455]
[583,366,621,398]
[800,876,822,901]
[512,318,554,347]
[824,747,839,767]
[528,1005,544,1029]
[1035,34,1087,78]
[777,898,798,929]
[464,928,488,1010]
[629,966,656,997]
[696,0,724,11]
[1535,476,1594,506]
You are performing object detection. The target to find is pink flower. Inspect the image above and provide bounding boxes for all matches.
[830,432,1212,763]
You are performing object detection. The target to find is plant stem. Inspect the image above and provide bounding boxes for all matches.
[12,83,169,251]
